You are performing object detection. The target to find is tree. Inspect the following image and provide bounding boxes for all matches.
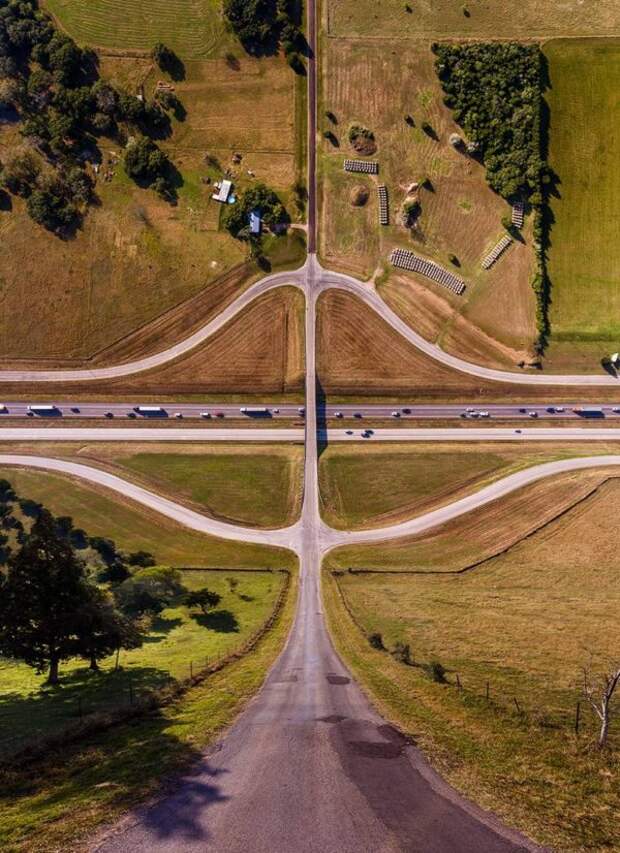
[222,182,286,240]
[124,136,169,185]
[581,659,620,748]
[27,185,77,232]
[1,148,40,195]
[127,550,156,568]
[0,510,91,684]
[77,585,142,672]
[223,0,277,53]
[185,588,222,616]
[151,43,183,78]
[115,566,185,617]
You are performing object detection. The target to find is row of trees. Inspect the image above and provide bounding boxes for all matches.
[0,484,223,685]
[0,1,179,231]
[432,42,553,351]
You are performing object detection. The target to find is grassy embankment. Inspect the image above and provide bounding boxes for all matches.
[325,471,620,849]
[318,442,620,529]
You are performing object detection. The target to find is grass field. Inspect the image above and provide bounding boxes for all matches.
[326,477,620,849]
[0,568,297,852]
[544,39,620,372]
[326,0,620,38]
[318,38,537,364]
[109,444,304,528]
[45,0,233,59]
[0,569,285,759]
[0,467,296,569]
[318,442,620,529]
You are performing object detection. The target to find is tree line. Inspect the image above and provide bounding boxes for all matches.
[0,1,181,232]
[0,480,223,685]
[432,42,553,352]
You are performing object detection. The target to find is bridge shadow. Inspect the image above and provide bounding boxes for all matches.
[317,376,328,459]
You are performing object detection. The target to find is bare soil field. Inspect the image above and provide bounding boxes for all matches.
[0,287,305,398]
[318,38,537,364]
[316,290,620,402]
[326,0,620,39]
[0,51,301,363]
[318,442,620,529]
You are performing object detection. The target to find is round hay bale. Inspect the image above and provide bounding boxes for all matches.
[350,185,370,207]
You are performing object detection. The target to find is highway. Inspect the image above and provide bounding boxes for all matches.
[2,400,619,420]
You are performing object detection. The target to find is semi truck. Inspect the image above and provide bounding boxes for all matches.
[240,407,271,417]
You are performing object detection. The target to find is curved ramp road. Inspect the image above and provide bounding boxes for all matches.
[2,255,620,386]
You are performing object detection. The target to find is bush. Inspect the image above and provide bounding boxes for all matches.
[426,661,447,683]
[368,632,384,650]
[26,185,77,231]
[392,641,412,665]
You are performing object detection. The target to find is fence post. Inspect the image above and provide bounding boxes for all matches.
[485,681,490,702]
[456,673,461,690]
[190,661,193,679]
[513,697,521,715]
[575,701,581,736]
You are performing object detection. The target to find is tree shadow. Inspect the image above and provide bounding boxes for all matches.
[192,610,239,633]
[142,616,184,642]
[238,594,254,602]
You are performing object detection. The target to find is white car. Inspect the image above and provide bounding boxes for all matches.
[391,411,401,418]
[200,412,212,419]
[528,411,538,418]
[174,412,183,419]
[335,411,343,418]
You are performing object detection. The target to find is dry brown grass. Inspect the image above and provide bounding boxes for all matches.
[327,468,614,572]
[0,287,304,398]
[0,52,300,363]
[318,38,537,362]
[317,289,620,402]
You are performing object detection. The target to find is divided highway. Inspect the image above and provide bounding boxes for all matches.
[2,401,620,420]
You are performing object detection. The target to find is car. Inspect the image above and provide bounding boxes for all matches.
[546,406,556,413]
[391,411,400,418]
[366,429,374,435]
[127,412,137,419]
[613,407,620,414]
[354,412,362,419]
[362,430,372,438]
[466,407,475,413]
[200,412,212,419]
[345,429,353,435]
[273,408,280,414]
[298,407,305,415]
[105,411,114,418]
[215,411,225,418]
[402,408,411,414]
[528,411,538,418]
[479,411,490,418]
[555,406,565,413]
[26,411,34,417]
[174,413,183,419]
[519,407,527,414]
[70,407,80,413]
[515,429,522,434]
[335,411,343,418]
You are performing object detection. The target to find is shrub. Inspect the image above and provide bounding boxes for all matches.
[426,661,448,683]
[124,136,169,183]
[392,641,412,665]
[26,185,77,231]
[368,632,384,650]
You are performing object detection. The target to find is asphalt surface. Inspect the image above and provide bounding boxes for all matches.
[3,401,620,420]
[5,426,620,443]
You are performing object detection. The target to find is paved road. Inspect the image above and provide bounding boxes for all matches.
[3,401,620,420]
[4,426,620,442]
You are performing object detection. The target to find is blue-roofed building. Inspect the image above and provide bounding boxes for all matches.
[249,209,261,235]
